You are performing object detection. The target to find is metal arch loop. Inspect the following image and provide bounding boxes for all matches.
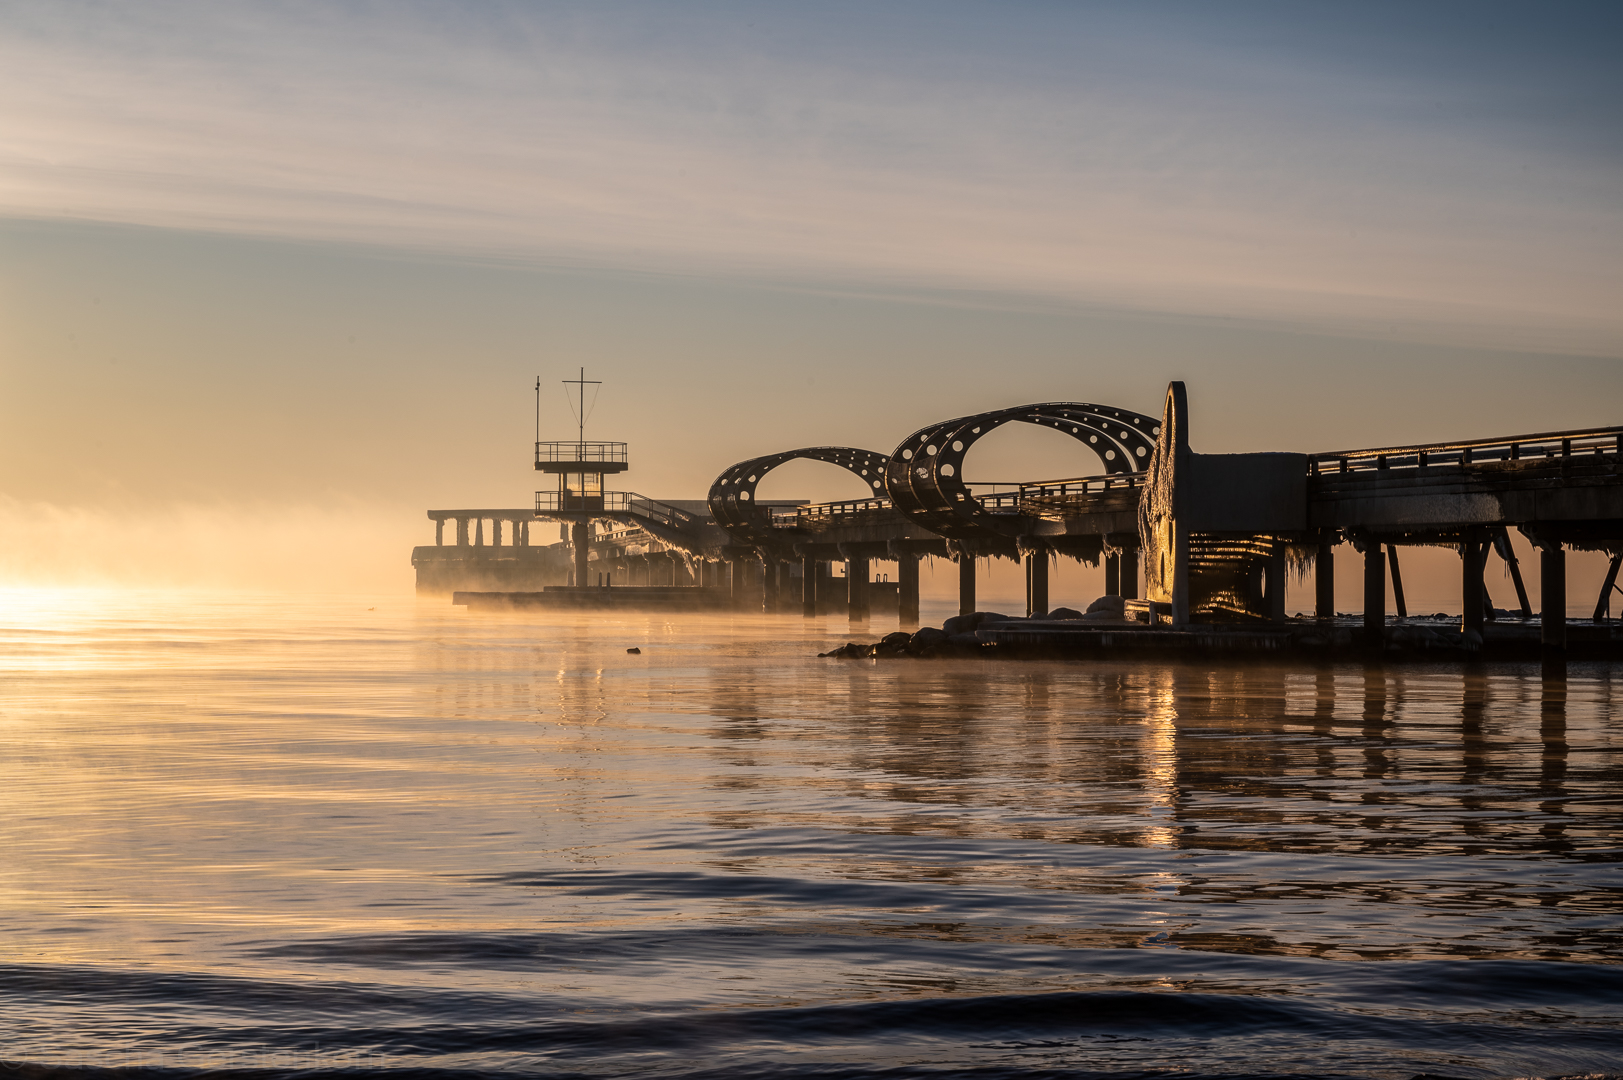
[708,446,890,543]
[885,402,1160,538]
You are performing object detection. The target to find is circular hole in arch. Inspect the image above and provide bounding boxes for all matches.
[872,479,882,488]
[748,474,757,482]
[926,445,938,456]
[941,463,956,477]
[1106,450,1116,461]
[740,491,751,500]
[1070,427,1078,433]
[951,440,963,452]
[1119,431,1128,440]
[902,449,914,460]
[1136,446,1147,457]
[860,469,868,476]
[1089,435,1098,444]
[1153,426,1161,436]
[972,427,981,434]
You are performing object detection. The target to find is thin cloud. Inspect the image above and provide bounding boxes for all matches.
[1,1,1618,353]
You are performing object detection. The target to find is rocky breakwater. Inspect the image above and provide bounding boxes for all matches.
[819,596,1129,659]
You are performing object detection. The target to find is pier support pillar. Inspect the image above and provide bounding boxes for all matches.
[475,518,485,547]
[958,555,977,617]
[435,519,444,546]
[802,555,817,617]
[1104,554,1120,597]
[1025,550,1049,617]
[1388,547,1408,619]
[1315,533,1335,620]
[518,520,529,547]
[1542,545,1567,675]
[571,521,589,589]
[897,555,920,629]
[1266,541,1287,623]
[1363,541,1385,648]
[1120,546,1138,600]
[456,518,469,546]
[492,519,503,547]
[1462,530,1486,638]
[846,557,870,624]
[761,558,776,613]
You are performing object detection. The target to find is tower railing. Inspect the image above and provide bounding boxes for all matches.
[534,491,695,526]
[534,441,628,466]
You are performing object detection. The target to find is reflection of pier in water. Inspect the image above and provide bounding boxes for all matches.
[702,660,1608,867]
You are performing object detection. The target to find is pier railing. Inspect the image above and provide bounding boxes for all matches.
[771,472,1149,525]
[1310,427,1623,476]
[776,497,893,526]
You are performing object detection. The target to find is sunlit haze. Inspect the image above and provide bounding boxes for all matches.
[2,1,1619,592]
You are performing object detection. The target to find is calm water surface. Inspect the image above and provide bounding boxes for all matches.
[1,589,1620,1080]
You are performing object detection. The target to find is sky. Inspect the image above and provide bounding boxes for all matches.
[1,1,1620,590]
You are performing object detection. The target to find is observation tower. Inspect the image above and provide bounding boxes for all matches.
[535,369,629,586]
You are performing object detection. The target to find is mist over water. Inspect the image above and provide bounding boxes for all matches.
[1,589,1619,1079]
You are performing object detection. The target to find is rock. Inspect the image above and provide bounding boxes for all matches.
[1083,609,1123,621]
[819,641,875,659]
[941,611,1013,636]
[626,647,642,654]
[1086,595,1126,615]
[947,632,984,648]
[1046,607,1084,620]
[875,632,913,658]
[907,626,949,655]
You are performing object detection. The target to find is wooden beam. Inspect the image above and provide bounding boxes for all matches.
[1594,553,1623,622]
[1387,546,1407,619]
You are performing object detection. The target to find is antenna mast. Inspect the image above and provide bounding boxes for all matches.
[563,367,601,456]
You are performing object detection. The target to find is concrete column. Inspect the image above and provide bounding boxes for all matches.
[1315,533,1335,620]
[493,519,504,547]
[1104,553,1120,597]
[1363,541,1385,647]
[898,554,920,629]
[519,520,529,547]
[1026,550,1049,617]
[763,559,780,613]
[731,557,749,609]
[1462,531,1486,637]
[847,557,870,623]
[1542,545,1566,673]
[571,521,589,589]
[474,518,485,547]
[802,555,817,617]
[435,519,444,546]
[1266,541,1287,623]
[1120,547,1139,600]
[958,556,977,616]
[456,518,469,546]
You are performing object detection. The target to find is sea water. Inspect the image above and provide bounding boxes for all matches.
[0,589,1619,1079]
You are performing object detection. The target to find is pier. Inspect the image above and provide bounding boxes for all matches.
[702,382,1622,669]
[425,377,1621,669]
